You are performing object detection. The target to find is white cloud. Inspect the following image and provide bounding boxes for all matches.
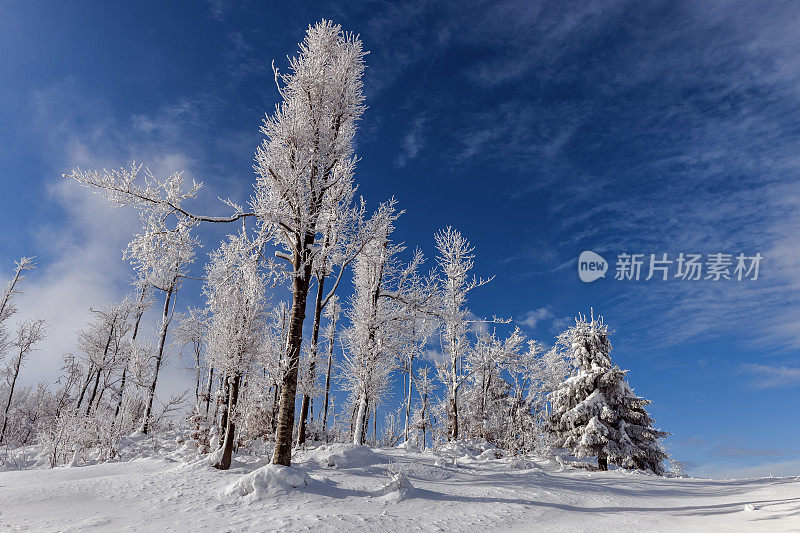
[518,307,571,333]
[739,363,800,390]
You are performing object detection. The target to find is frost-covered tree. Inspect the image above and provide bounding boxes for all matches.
[296,199,396,446]
[0,257,35,357]
[433,227,494,441]
[548,314,668,474]
[1,318,46,443]
[75,300,133,417]
[66,20,370,466]
[459,328,526,448]
[341,225,395,445]
[129,205,198,434]
[341,214,432,446]
[173,307,209,408]
[204,229,268,470]
[321,294,341,432]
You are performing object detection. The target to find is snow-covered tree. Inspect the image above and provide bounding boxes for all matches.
[204,229,268,470]
[65,20,370,466]
[320,294,341,432]
[340,225,396,445]
[127,202,198,434]
[433,227,494,441]
[173,307,209,408]
[548,313,668,474]
[1,318,46,443]
[0,257,35,357]
[74,300,133,417]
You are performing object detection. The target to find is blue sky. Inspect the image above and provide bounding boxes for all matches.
[2,1,799,477]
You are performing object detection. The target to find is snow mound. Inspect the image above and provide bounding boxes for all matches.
[224,464,310,502]
[372,472,414,502]
[308,443,380,469]
[743,504,757,512]
[477,448,504,461]
[396,440,420,453]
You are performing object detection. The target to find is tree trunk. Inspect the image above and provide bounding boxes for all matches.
[598,452,608,471]
[404,364,413,442]
[298,274,325,446]
[218,373,230,448]
[74,364,95,412]
[113,289,147,430]
[111,367,127,431]
[140,284,174,434]
[448,393,459,441]
[214,374,241,470]
[0,358,21,443]
[322,306,338,431]
[353,395,368,445]
[204,366,214,416]
[271,234,314,466]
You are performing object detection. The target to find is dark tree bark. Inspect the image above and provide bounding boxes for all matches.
[0,358,22,442]
[272,233,314,466]
[297,274,326,446]
[112,292,146,432]
[204,366,214,416]
[141,284,174,434]
[598,452,608,471]
[214,374,241,470]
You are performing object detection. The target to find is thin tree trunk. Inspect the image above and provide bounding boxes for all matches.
[218,373,230,448]
[322,306,338,431]
[598,452,608,471]
[113,288,147,431]
[404,366,413,442]
[140,284,174,434]
[272,234,314,466]
[298,274,325,446]
[75,364,95,412]
[0,358,22,443]
[214,374,240,470]
[204,366,214,416]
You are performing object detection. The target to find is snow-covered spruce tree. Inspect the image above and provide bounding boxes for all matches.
[66,21,369,466]
[204,229,268,470]
[548,314,668,474]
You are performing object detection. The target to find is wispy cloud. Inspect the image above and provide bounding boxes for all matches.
[739,364,800,390]
[395,115,426,167]
[518,307,571,333]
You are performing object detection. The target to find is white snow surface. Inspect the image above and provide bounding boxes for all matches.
[1,436,799,532]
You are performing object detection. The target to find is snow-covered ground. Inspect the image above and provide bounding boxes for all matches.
[1,437,798,532]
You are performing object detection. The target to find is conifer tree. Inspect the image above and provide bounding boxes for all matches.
[549,313,668,474]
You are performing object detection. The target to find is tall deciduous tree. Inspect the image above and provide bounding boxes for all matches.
[433,227,494,441]
[66,20,369,466]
